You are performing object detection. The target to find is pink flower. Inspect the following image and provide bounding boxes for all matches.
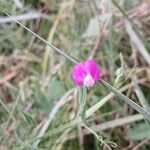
[72,59,101,88]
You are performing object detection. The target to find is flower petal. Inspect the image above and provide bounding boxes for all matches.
[72,63,86,85]
[85,59,101,81]
[83,74,95,88]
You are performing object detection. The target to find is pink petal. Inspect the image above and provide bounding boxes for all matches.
[72,63,86,85]
[83,74,95,88]
[85,59,101,81]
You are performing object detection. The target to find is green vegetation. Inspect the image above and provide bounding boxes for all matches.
[0,0,150,149]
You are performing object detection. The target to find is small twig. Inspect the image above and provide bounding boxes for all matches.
[130,40,138,66]
[0,72,17,85]
[132,138,150,150]
[122,140,134,150]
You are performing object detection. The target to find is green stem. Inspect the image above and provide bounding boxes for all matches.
[3,11,78,65]
[81,123,112,150]
[76,87,87,120]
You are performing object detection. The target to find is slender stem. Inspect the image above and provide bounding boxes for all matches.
[76,87,87,120]
[2,11,78,65]
[81,123,112,150]
[99,79,150,121]
[80,87,87,118]
[21,120,76,149]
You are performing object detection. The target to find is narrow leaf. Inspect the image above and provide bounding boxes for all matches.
[99,79,150,121]
[2,11,77,64]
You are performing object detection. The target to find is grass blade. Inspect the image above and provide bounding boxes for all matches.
[2,11,77,64]
[99,79,150,121]
[86,92,114,118]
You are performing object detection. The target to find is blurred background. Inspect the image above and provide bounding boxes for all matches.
[0,0,150,149]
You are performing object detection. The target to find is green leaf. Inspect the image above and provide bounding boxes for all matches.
[47,77,66,100]
[82,14,111,38]
[127,123,150,140]
[82,16,100,37]
[37,100,52,114]
[113,68,124,89]
[22,110,35,125]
